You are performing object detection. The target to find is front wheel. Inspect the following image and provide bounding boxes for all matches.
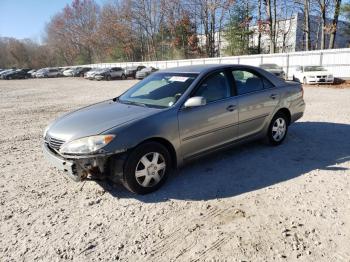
[303,77,307,85]
[121,74,126,80]
[267,112,288,146]
[120,142,171,194]
[106,75,112,81]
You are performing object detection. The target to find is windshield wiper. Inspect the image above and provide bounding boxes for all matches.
[117,99,148,108]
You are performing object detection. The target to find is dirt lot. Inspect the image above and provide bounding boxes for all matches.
[0,78,349,261]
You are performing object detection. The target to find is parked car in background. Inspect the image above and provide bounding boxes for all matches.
[84,68,101,79]
[125,65,146,79]
[27,69,37,78]
[135,67,158,79]
[36,68,61,78]
[33,68,45,78]
[94,67,126,80]
[2,68,31,80]
[43,64,305,194]
[293,65,334,84]
[62,68,75,77]
[72,67,91,77]
[0,69,16,79]
[260,64,286,79]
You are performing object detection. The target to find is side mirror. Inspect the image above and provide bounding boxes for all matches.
[184,96,206,108]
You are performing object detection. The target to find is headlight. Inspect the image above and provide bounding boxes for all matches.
[59,135,115,155]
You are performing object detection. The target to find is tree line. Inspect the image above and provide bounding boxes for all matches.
[1,0,350,69]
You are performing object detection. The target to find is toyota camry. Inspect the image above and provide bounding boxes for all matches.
[43,64,305,194]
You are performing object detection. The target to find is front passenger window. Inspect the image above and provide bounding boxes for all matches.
[194,72,230,103]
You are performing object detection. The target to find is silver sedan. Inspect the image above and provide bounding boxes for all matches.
[43,64,305,194]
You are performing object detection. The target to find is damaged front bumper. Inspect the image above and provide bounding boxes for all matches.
[42,143,123,182]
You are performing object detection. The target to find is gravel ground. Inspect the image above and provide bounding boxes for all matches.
[0,78,349,262]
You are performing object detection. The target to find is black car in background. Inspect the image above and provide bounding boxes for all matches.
[73,67,92,77]
[125,65,146,79]
[2,68,31,80]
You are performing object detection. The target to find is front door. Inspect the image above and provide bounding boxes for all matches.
[178,70,239,159]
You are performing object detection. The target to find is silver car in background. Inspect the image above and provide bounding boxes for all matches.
[260,64,286,79]
[36,68,61,78]
[43,64,305,194]
[135,66,158,79]
[94,67,126,80]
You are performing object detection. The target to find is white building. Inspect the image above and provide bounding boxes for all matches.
[198,13,350,56]
[249,13,350,54]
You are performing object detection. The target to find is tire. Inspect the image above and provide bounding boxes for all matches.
[106,75,112,81]
[303,77,307,85]
[267,112,289,146]
[120,142,171,194]
[121,74,126,80]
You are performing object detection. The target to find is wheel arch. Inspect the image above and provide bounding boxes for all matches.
[274,108,291,125]
[136,137,177,169]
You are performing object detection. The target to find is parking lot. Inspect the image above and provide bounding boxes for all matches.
[0,78,349,261]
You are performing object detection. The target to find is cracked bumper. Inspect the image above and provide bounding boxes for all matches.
[42,143,82,181]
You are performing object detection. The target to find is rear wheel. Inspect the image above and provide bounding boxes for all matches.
[121,142,171,194]
[303,77,307,84]
[267,112,288,146]
[121,74,126,80]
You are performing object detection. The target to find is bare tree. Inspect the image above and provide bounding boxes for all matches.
[264,0,276,53]
[304,0,311,50]
[317,0,327,49]
[257,0,262,53]
[329,0,342,48]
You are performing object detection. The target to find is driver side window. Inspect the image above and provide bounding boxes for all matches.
[193,71,231,103]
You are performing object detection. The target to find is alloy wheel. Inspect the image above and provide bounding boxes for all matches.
[272,117,286,142]
[135,152,166,187]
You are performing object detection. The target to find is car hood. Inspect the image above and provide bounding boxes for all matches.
[303,70,330,76]
[47,100,161,142]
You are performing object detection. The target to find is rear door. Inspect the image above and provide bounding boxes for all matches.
[231,68,280,139]
[178,70,239,159]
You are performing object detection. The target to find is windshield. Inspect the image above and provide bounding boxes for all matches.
[119,72,198,108]
[261,64,280,69]
[304,66,326,72]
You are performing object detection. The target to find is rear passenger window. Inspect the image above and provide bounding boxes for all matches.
[232,70,274,95]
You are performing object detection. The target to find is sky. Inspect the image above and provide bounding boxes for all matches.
[0,0,103,42]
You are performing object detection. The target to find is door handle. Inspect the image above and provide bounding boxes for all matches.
[270,94,277,99]
[226,105,236,112]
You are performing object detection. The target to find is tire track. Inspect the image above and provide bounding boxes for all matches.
[148,206,233,260]
[191,237,230,262]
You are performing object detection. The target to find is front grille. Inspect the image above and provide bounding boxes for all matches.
[46,135,65,151]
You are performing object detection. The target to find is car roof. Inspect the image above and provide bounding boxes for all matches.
[159,64,264,74]
[159,64,287,86]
